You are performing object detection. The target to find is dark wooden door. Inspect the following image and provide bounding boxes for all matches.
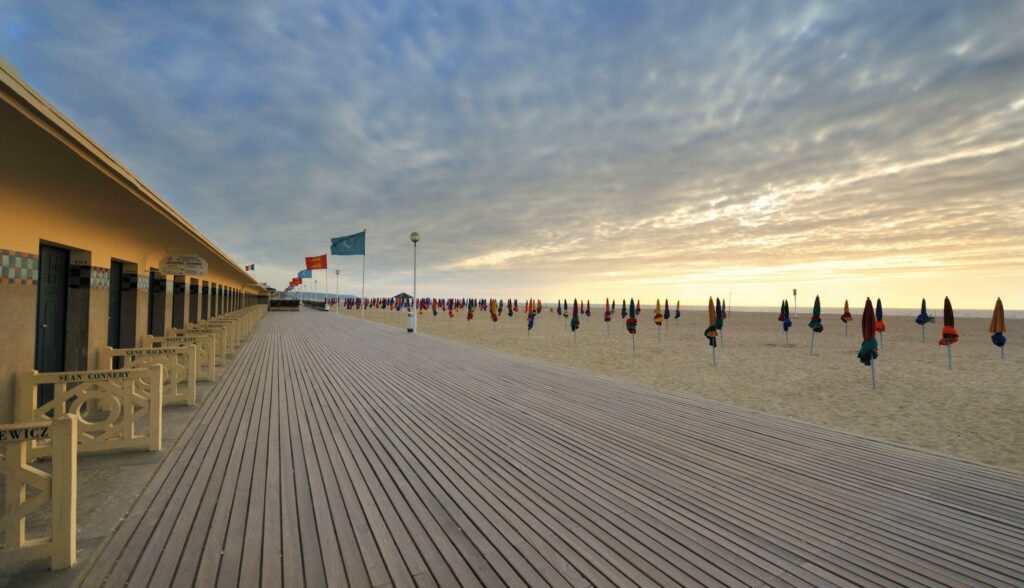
[108,260,123,349]
[147,271,160,335]
[35,244,69,404]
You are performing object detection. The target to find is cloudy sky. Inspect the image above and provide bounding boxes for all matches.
[3,1,1022,308]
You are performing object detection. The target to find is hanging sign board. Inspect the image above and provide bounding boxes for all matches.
[159,255,208,276]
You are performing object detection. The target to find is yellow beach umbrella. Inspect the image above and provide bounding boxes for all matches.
[989,297,1007,359]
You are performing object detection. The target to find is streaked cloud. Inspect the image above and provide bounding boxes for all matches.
[2,0,1022,307]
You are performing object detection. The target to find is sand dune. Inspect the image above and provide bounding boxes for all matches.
[342,306,1023,472]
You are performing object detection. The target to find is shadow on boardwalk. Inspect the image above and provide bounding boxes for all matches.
[75,310,1023,587]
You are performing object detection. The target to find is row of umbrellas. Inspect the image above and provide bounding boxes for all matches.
[343,294,1008,388]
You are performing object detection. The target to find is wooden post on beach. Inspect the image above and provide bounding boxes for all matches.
[870,358,876,390]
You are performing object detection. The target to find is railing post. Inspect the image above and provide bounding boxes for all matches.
[50,415,78,569]
[149,364,164,451]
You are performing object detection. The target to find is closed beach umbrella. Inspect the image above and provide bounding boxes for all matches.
[989,298,1007,359]
[585,300,591,318]
[603,298,611,331]
[704,297,719,366]
[858,298,879,389]
[875,298,886,348]
[808,295,823,355]
[654,299,664,333]
[571,299,581,341]
[627,298,638,353]
[715,298,725,345]
[621,299,627,321]
[915,298,934,342]
[939,297,958,369]
[840,299,852,337]
[527,299,536,335]
[675,300,681,320]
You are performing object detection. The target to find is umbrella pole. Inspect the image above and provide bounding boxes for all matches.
[947,345,953,370]
[658,326,661,341]
[870,358,876,390]
[631,334,636,354]
[573,331,576,345]
[785,330,788,345]
[809,332,815,356]
[712,345,717,367]
[879,332,884,349]
[844,323,848,337]
[1001,346,1004,360]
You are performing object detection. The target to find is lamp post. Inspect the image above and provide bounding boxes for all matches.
[408,232,421,333]
[335,269,340,313]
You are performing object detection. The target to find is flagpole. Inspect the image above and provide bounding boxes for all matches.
[361,229,366,319]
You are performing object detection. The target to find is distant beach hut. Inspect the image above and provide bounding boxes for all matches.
[858,298,879,390]
[571,299,581,343]
[704,297,719,366]
[915,298,935,342]
[939,297,959,369]
[875,299,886,348]
[840,300,852,337]
[627,298,638,353]
[808,295,824,355]
[654,299,664,340]
[989,297,1007,360]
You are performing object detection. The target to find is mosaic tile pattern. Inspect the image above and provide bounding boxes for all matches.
[90,266,110,289]
[0,249,39,285]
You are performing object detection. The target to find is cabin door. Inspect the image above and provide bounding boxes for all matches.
[35,244,69,404]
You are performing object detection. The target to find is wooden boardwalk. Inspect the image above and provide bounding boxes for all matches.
[81,311,1024,587]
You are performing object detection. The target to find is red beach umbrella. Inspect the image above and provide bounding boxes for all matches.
[857,297,878,389]
[939,296,958,369]
[840,299,852,337]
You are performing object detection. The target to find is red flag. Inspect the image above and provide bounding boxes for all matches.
[305,255,327,270]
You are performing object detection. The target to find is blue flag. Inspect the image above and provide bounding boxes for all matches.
[298,269,312,279]
[331,230,366,255]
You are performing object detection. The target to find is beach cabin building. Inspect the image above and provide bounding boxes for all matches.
[0,59,267,424]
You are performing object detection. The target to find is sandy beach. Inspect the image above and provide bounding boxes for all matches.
[342,305,1023,472]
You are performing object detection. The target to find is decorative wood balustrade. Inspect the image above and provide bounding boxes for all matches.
[99,346,198,406]
[0,416,77,570]
[143,334,217,382]
[15,367,163,459]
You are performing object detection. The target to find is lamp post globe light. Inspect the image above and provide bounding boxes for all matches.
[408,232,421,333]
